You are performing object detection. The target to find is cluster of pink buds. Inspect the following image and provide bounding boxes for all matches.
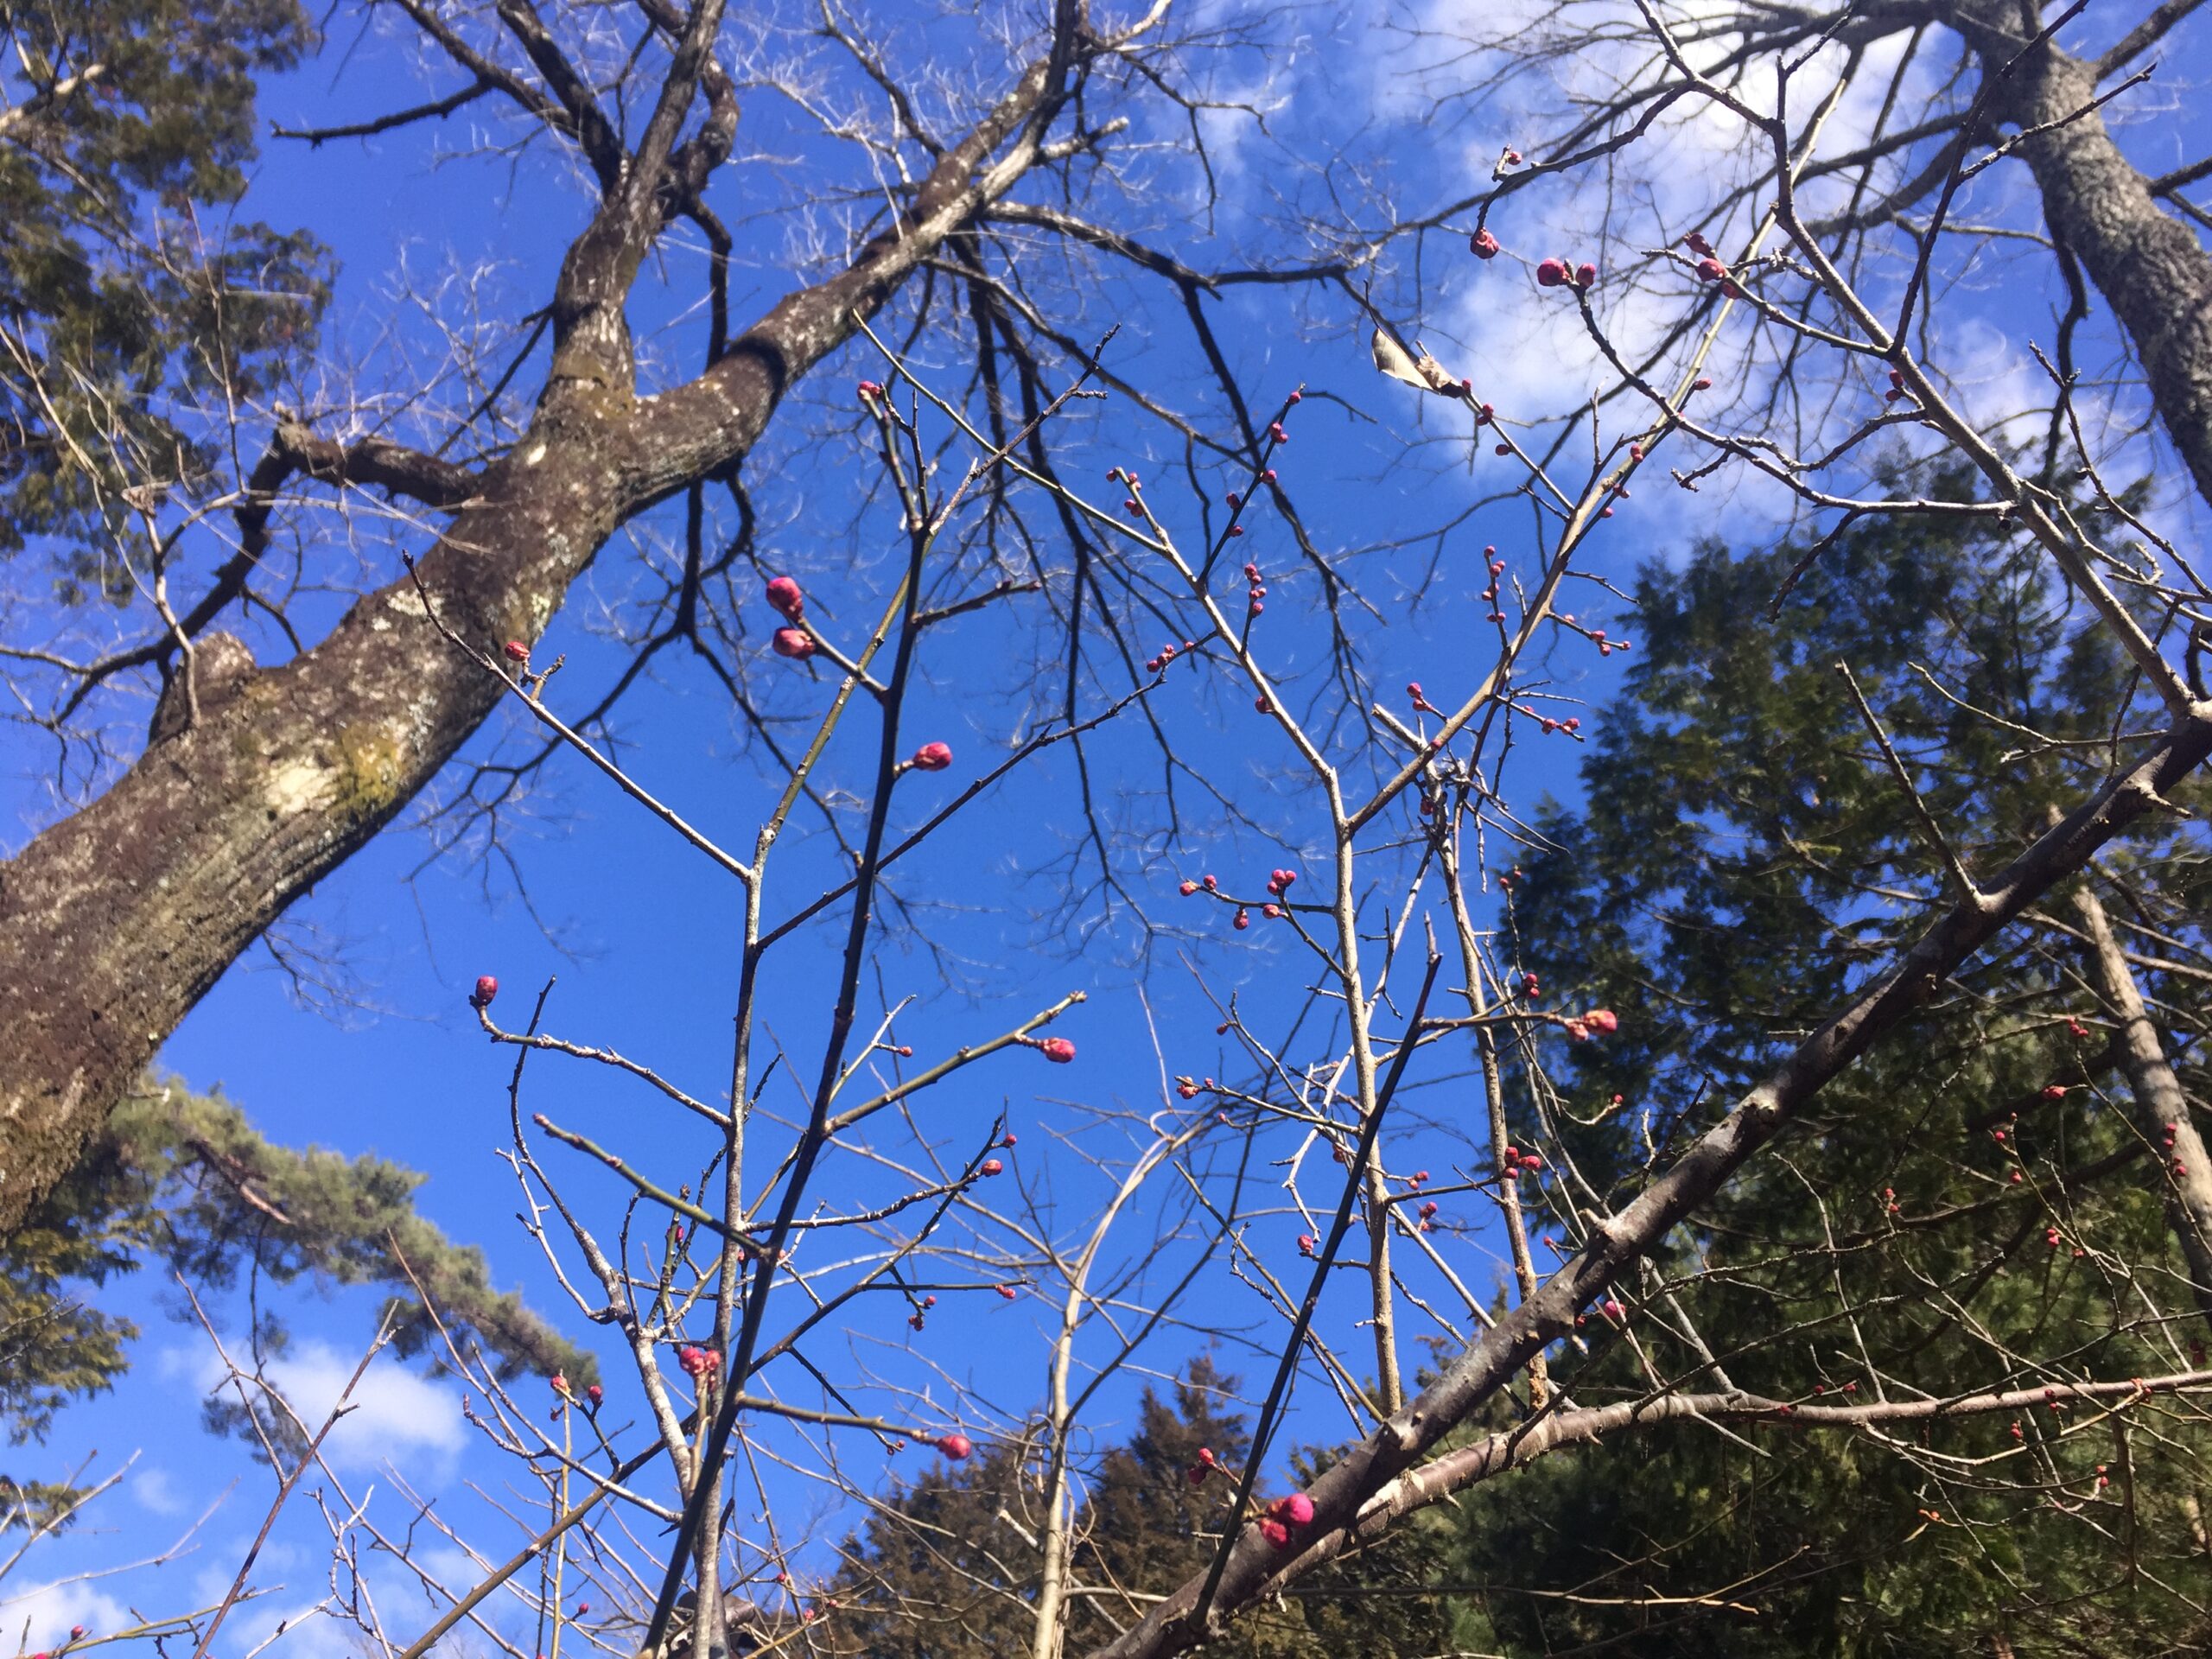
[2067,1018,2091,1039]
[472,975,499,1009]
[1176,1075,1209,1099]
[857,379,884,398]
[1884,366,1912,404]
[677,1344,721,1379]
[996,1283,1019,1300]
[1266,868,1298,899]
[1417,1198,1439,1231]
[1469,227,1500,259]
[1114,466,1147,519]
[1146,639,1195,673]
[1243,561,1267,618]
[1260,1491,1315,1551]
[1407,681,1438,715]
[1479,547,1507,622]
[1561,1007,1618,1042]
[764,572,811,659]
[1688,237,1743,298]
[1536,257,1599,290]
[1186,1445,1219,1486]
[1500,1144,1546,1178]
[1522,705,1583,736]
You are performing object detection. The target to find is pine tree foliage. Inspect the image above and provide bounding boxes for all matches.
[825,1358,1478,1658]
[0,1077,588,1501]
[0,0,332,596]
[1412,471,2212,1656]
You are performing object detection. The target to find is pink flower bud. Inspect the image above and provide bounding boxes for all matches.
[981,1159,1004,1176]
[1270,1492,1315,1527]
[504,639,530,663]
[2042,1084,2067,1100]
[1470,228,1500,258]
[473,975,499,1008]
[766,575,804,619]
[1261,1518,1292,1550]
[772,627,815,659]
[996,1283,1017,1300]
[1585,1007,1618,1034]
[1297,1233,1317,1256]
[1039,1037,1077,1064]
[1268,422,1287,442]
[1536,257,1568,287]
[937,1433,974,1460]
[588,1382,603,1405]
[908,741,953,772]
[1576,262,1598,289]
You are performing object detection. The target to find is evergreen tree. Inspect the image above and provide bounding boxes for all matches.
[827,1357,1476,1658]
[0,1077,588,1510]
[1,0,331,594]
[1419,473,2212,1655]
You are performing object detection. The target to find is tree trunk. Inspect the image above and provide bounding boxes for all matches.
[2073,882,2212,1330]
[0,44,1073,1234]
[1951,0,2212,509]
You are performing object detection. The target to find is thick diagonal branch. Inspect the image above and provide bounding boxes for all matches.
[0,36,1086,1235]
[2074,880,2212,1330]
[1087,703,2212,1659]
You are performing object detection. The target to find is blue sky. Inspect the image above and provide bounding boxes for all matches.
[8,0,2212,1650]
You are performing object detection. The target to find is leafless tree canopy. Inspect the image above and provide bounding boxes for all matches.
[8,0,2212,1652]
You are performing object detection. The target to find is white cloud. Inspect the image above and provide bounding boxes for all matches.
[132,1466,186,1516]
[0,1580,132,1649]
[180,1340,466,1469]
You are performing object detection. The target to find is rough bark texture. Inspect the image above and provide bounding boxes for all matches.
[2074,881,2212,1329]
[1951,0,2212,507]
[0,40,1076,1234]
